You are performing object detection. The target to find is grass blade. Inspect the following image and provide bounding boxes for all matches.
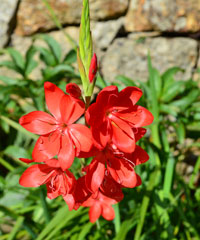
[7,216,24,240]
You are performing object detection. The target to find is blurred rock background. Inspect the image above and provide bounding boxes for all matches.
[0,0,200,82]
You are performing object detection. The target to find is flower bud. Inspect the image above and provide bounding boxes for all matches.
[66,83,82,98]
[88,53,97,83]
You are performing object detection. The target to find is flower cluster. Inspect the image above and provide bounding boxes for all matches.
[19,82,153,223]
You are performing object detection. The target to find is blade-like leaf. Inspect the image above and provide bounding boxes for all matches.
[25,45,38,76]
[63,49,77,64]
[171,89,199,111]
[162,67,183,92]
[42,64,78,80]
[38,35,62,64]
[115,75,135,86]
[35,46,57,66]
[161,81,186,103]
[6,48,25,71]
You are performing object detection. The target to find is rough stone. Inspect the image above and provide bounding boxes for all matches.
[15,0,128,36]
[125,0,200,33]
[91,18,124,50]
[0,0,19,48]
[101,35,198,83]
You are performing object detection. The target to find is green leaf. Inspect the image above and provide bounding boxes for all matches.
[7,216,24,240]
[159,104,178,117]
[25,46,38,76]
[36,46,57,66]
[6,48,25,70]
[4,145,31,159]
[189,156,200,189]
[63,49,77,64]
[171,89,199,111]
[161,81,186,103]
[38,35,62,64]
[115,75,135,86]
[36,206,83,240]
[175,122,185,144]
[147,54,159,119]
[78,222,93,240]
[151,67,162,99]
[0,76,18,85]
[0,60,20,73]
[42,64,78,80]
[115,217,136,240]
[162,67,183,91]
[96,73,108,89]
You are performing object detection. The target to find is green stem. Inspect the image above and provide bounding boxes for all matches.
[134,168,160,240]
[40,187,51,223]
[161,127,175,198]
[189,156,200,189]
[42,0,77,50]
[0,116,37,140]
[0,157,14,171]
[113,204,121,234]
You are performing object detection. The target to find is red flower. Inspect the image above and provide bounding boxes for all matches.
[82,173,123,223]
[86,86,153,153]
[85,143,146,193]
[19,82,93,170]
[84,127,148,192]
[19,158,76,210]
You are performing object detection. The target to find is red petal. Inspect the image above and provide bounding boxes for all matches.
[60,95,85,124]
[65,170,76,193]
[91,121,111,150]
[44,82,65,120]
[85,157,105,193]
[118,87,143,106]
[102,204,115,221]
[89,202,102,223]
[117,106,154,127]
[69,124,93,154]
[19,164,55,187]
[19,158,33,164]
[45,158,60,168]
[110,115,135,153]
[66,83,82,98]
[73,176,92,208]
[86,86,118,126]
[131,145,149,165]
[97,86,118,105]
[58,133,75,170]
[63,194,75,210]
[108,158,138,188]
[32,132,60,162]
[134,128,146,142]
[100,174,124,202]
[19,111,57,135]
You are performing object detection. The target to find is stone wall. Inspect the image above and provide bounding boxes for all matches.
[0,0,200,82]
